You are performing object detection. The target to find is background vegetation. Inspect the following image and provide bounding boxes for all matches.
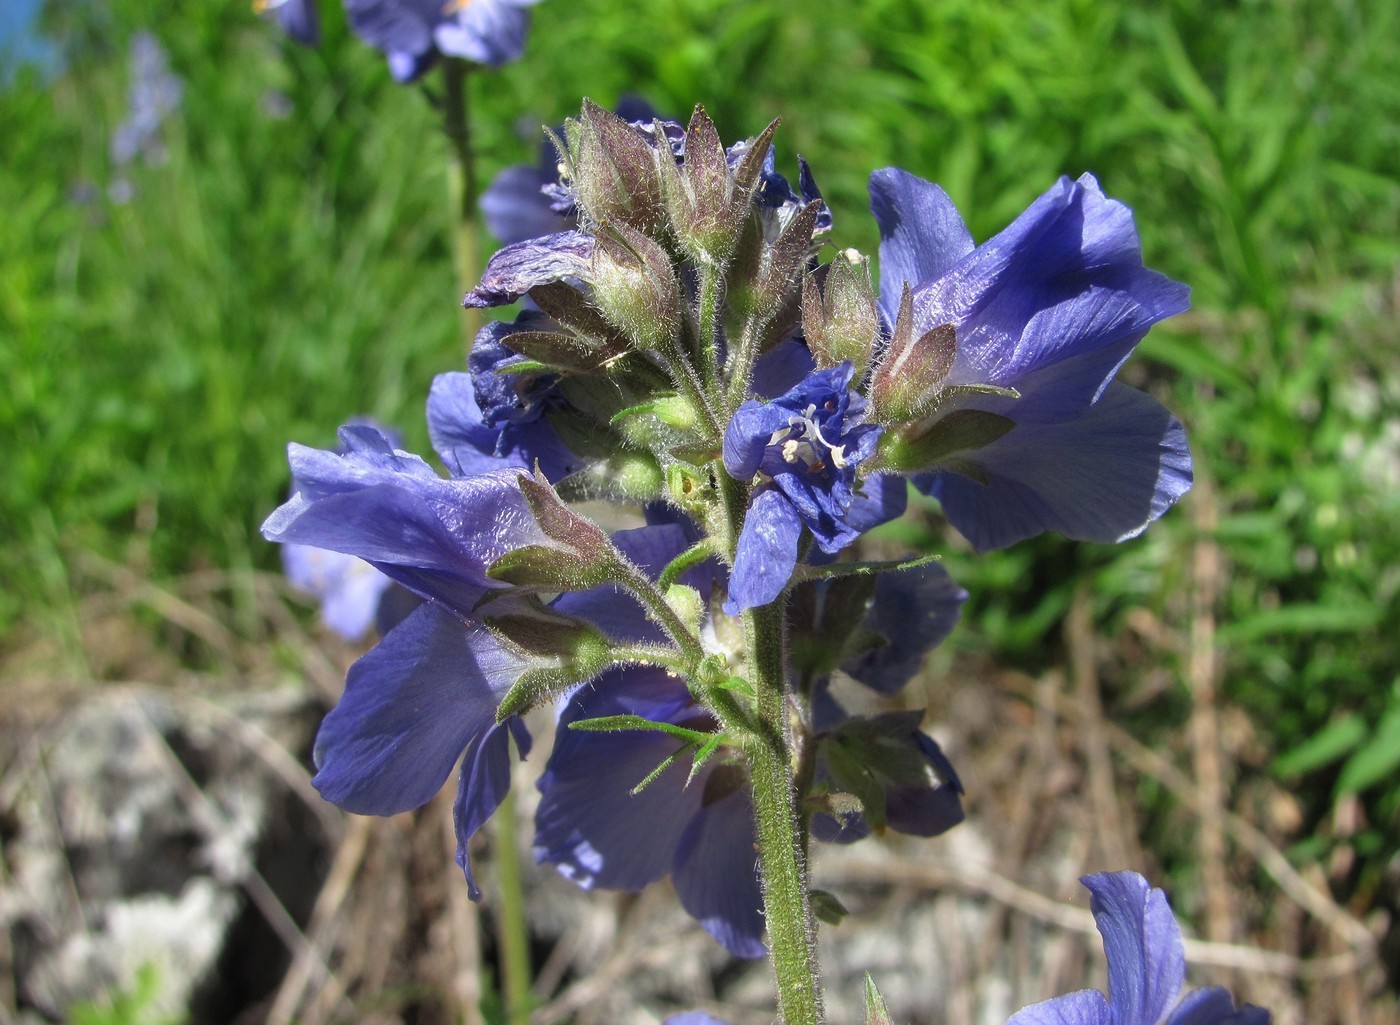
[3,0,1399,1009]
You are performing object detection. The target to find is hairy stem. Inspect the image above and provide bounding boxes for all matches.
[745,601,824,1025]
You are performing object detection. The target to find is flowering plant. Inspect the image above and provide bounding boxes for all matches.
[265,100,1263,1024]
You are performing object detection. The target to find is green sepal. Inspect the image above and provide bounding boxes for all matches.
[685,734,725,787]
[818,738,887,833]
[568,713,715,746]
[495,653,614,721]
[864,974,893,1025]
[809,889,850,926]
[876,408,1016,474]
[487,543,615,590]
[484,604,612,660]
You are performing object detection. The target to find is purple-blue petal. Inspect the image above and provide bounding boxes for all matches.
[884,732,965,837]
[427,371,582,481]
[919,381,1192,551]
[1083,871,1185,1025]
[841,561,966,694]
[663,1014,735,1025]
[869,167,974,323]
[724,488,803,614]
[433,0,534,68]
[312,605,524,816]
[1168,988,1271,1025]
[534,668,705,890]
[454,718,531,900]
[723,399,788,480]
[262,438,538,618]
[671,782,766,959]
[271,0,320,46]
[462,231,595,308]
[1005,989,1114,1025]
[481,163,570,246]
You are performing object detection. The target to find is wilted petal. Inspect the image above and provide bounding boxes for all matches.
[454,718,532,900]
[463,231,595,308]
[1084,872,1185,1025]
[724,488,803,614]
[312,605,525,815]
[919,382,1192,551]
[671,779,766,958]
[869,167,974,323]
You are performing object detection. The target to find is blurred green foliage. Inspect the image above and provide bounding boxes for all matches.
[2,0,1398,900]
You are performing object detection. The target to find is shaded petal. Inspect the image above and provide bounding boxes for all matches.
[427,372,582,481]
[884,732,965,837]
[841,473,908,537]
[869,167,974,322]
[534,668,705,890]
[312,605,525,815]
[671,783,766,959]
[724,488,803,614]
[463,231,595,308]
[454,718,532,900]
[481,164,570,246]
[919,382,1192,551]
[1167,988,1271,1025]
[1084,872,1185,1025]
[1006,989,1114,1025]
[272,0,320,45]
[842,561,966,694]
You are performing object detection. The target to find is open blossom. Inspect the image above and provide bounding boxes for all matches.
[721,362,888,613]
[869,169,1192,551]
[1007,873,1269,1025]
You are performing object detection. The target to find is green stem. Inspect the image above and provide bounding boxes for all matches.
[443,57,482,347]
[744,601,824,1025]
[441,57,529,1025]
[491,786,533,1025]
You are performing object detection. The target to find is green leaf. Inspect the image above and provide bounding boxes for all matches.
[1271,714,1366,777]
[810,888,850,926]
[569,713,716,746]
[1336,706,1400,795]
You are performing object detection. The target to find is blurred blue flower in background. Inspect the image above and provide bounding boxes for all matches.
[343,0,542,81]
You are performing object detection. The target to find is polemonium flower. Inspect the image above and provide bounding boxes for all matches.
[868,170,1192,551]
[1007,872,1270,1025]
[256,0,321,45]
[343,0,541,82]
[534,666,766,958]
[110,32,183,184]
[281,542,395,641]
[722,362,886,613]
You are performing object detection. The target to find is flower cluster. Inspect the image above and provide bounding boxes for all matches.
[265,100,1202,975]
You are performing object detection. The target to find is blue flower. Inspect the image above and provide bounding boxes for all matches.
[281,543,395,641]
[794,562,968,842]
[256,0,320,46]
[869,169,1193,551]
[533,666,766,959]
[1007,872,1269,1025]
[261,423,547,617]
[722,362,887,613]
[343,0,541,82]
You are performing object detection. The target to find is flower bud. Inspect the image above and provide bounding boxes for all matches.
[868,283,957,423]
[568,99,666,235]
[488,470,622,590]
[590,221,681,352]
[802,249,880,378]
